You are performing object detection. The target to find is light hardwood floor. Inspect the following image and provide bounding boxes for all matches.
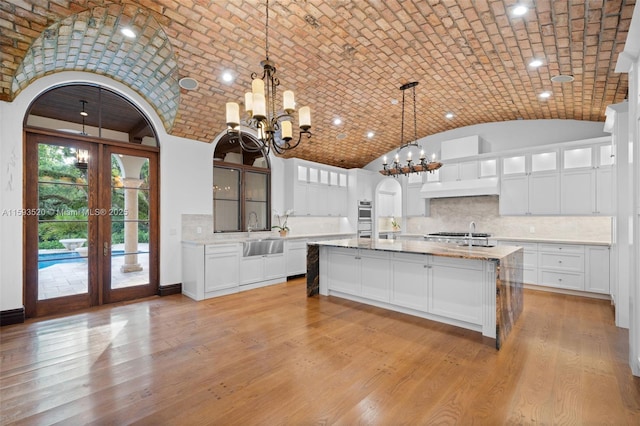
[1,278,639,425]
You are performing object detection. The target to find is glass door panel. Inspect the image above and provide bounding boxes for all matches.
[214,166,241,231]
[102,147,158,304]
[109,153,150,290]
[245,171,268,231]
[37,144,90,301]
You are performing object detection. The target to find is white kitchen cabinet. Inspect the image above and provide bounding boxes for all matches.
[327,248,361,295]
[497,239,610,296]
[285,159,349,217]
[264,254,286,280]
[500,150,560,215]
[561,143,614,215]
[285,239,308,276]
[307,184,328,216]
[585,245,611,294]
[240,252,285,286]
[327,185,348,216]
[391,252,429,310]
[479,158,498,178]
[181,242,240,301]
[439,160,479,182]
[240,255,264,285]
[537,244,585,291]
[361,251,391,302]
[205,244,240,292]
[429,256,484,325]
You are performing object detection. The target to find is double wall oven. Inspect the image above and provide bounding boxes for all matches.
[357,200,372,238]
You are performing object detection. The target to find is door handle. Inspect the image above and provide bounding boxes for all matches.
[104,241,109,257]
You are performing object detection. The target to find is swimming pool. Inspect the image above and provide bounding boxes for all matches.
[38,250,129,269]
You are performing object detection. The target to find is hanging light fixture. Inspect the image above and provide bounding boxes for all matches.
[380,82,442,177]
[225,0,311,155]
[75,100,89,169]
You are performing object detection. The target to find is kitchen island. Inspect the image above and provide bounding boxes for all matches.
[307,239,523,349]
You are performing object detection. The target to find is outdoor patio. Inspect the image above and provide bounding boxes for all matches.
[37,244,149,300]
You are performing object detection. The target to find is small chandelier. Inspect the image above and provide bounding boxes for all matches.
[225,0,311,155]
[380,82,442,177]
[75,100,89,169]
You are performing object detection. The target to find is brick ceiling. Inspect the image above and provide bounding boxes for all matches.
[1,0,635,169]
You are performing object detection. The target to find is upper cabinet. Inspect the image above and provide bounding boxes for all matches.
[285,159,348,217]
[560,142,614,215]
[500,150,560,215]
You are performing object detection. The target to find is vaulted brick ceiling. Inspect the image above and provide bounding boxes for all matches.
[1,0,635,169]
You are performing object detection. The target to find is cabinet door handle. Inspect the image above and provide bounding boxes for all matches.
[558,260,563,264]
[355,256,361,260]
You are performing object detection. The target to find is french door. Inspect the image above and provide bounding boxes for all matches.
[24,131,159,318]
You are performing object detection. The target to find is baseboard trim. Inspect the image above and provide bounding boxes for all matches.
[158,283,182,296]
[1,307,25,326]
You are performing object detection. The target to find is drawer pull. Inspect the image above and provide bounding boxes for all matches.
[558,278,563,282]
[558,260,563,264]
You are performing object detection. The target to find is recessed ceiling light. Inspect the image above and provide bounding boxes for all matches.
[529,59,543,68]
[121,27,136,38]
[512,5,528,16]
[367,131,375,138]
[539,91,551,99]
[222,71,234,83]
[333,118,342,125]
[551,74,575,83]
[445,112,454,119]
[179,77,199,90]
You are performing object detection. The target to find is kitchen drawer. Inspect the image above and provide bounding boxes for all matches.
[206,243,239,255]
[539,270,584,291]
[538,243,584,254]
[539,252,584,272]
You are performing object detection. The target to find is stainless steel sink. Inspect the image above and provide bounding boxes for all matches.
[243,238,284,257]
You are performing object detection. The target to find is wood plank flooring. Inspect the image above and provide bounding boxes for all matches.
[1,278,639,425]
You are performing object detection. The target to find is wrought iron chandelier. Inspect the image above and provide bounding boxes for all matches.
[380,82,442,177]
[225,0,311,155]
[75,100,89,169]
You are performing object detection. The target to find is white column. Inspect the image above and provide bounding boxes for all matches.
[120,177,144,273]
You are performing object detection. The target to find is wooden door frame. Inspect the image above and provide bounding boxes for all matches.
[101,144,159,304]
[23,128,160,318]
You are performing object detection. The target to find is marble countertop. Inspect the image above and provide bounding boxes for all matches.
[398,233,610,246]
[312,238,522,261]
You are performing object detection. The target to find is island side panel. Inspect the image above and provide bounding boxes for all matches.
[307,243,320,296]
[495,249,524,349]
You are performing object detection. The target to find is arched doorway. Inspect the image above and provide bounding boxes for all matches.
[23,84,160,318]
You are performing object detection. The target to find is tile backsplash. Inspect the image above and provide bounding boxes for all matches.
[181,214,351,242]
[183,196,611,243]
[406,195,612,242]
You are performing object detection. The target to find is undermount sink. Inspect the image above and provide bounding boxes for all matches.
[243,238,284,257]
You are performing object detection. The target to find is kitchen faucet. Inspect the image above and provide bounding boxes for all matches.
[468,221,476,247]
[248,211,259,233]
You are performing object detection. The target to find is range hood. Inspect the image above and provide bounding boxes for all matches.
[420,177,499,199]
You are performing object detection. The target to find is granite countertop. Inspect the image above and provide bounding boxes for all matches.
[312,238,522,261]
[398,233,610,246]
[182,232,356,245]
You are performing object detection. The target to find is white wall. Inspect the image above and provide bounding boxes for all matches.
[364,119,609,172]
